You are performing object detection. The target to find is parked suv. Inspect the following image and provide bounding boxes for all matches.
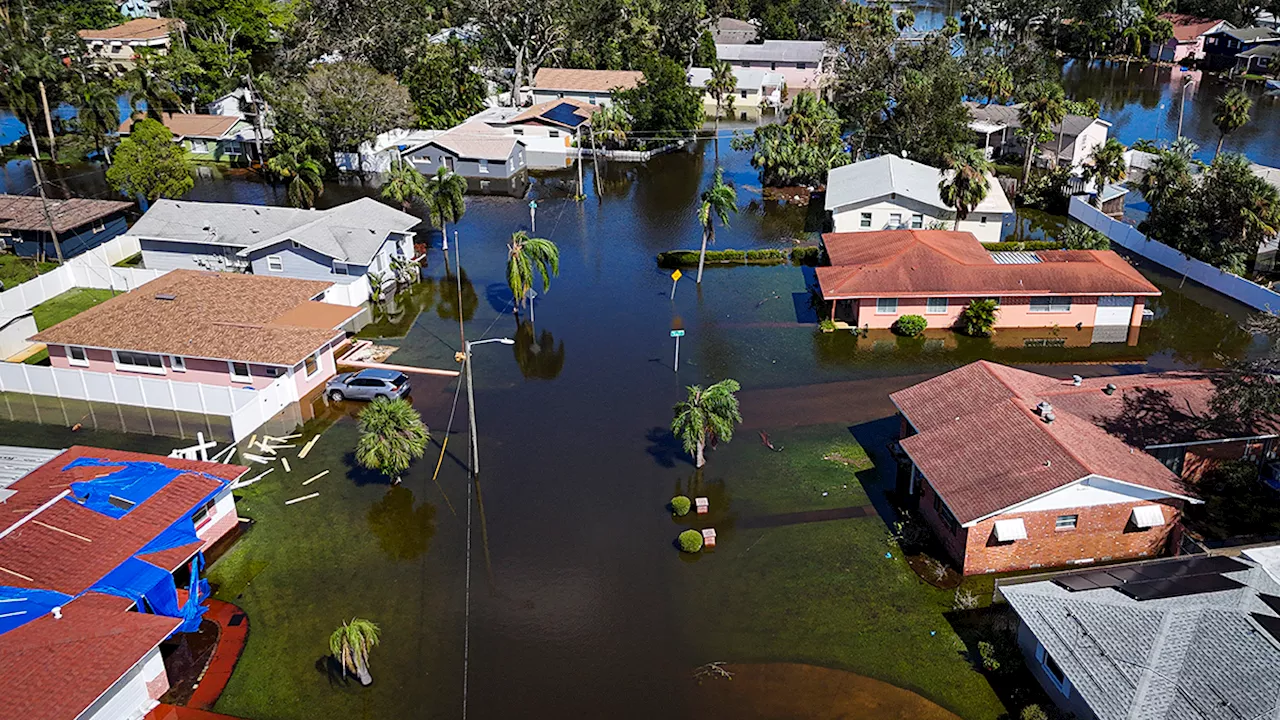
[325,368,411,402]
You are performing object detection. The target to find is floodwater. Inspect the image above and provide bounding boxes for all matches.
[0,141,1270,720]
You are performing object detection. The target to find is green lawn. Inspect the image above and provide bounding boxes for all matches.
[113,252,144,267]
[32,288,117,329]
[0,254,58,289]
[679,424,1007,720]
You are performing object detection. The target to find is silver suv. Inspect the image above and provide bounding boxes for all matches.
[325,369,411,402]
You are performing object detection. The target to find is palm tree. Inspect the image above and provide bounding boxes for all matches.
[671,379,743,468]
[355,398,430,485]
[1212,88,1252,159]
[1083,138,1128,208]
[1017,81,1066,179]
[329,618,380,686]
[938,146,992,231]
[978,64,1013,105]
[705,60,736,158]
[20,50,63,160]
[267,134,326,209]
[380,162,430,212]
[424,166,467,244]
[506,231,559,309]
[72,78,121,164]
[591,104,631,149]
[696,167,737,284]
[1170,136,1199,160]
[124,55,183,122]
[1136,149,1192,211]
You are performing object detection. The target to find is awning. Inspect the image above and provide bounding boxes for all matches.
[994,518,1027,542]
[1132,505,1165,528]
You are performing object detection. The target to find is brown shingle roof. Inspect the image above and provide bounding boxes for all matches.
[891,362,1194,525]
[816,230,1161,299]
[533,68,643,93]
[78,17,182,41]
[119,112,241,140]
[0,195,132,234]
[32,270,360,366]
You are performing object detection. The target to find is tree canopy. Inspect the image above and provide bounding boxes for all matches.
[106,119,195,201]
[731,92,849,187]
[404,38,487,129]
[614,55,704,145]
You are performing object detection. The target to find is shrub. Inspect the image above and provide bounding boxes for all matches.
[892,314,927,337]
[983,240,1063,252]
[1059,222,1110,250]
[790,245,824,266]
[818,318,836,331]
[978,641,1000,672]
[678,529,704,553]
[1020,706,1049,720]
[655,249,786,268]
[953,588,979,610]
[671,495,692,516]
[958,299,998,337]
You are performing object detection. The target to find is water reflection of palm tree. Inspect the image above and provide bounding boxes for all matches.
[366,486,436,560]
[512,320,565,380]
[435,264,478,323]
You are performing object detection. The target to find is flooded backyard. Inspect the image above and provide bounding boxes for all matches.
[0,139,1273,720]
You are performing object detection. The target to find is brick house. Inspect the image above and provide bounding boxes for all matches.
[890,361,1203,574]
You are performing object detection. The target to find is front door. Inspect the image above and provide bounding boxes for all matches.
[444,156,456,172]
[1094,296,1134,326]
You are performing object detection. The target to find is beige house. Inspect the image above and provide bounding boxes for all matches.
[78,17,183,74]
[686,66,785,121]
[530,68,642,108]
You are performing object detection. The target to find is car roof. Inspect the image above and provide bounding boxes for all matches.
[354,368,404,380]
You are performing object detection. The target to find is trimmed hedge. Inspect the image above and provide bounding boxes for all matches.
[983,240,1063,252]
[671,495,692,516]
[656,248,788,268]
[791,246,823,266]
[893,314,927,337]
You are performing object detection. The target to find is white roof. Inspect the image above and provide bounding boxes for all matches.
[824,154,1014,216]
[0,446,63,503]
[715,40,825,63]
[1131,505,1166,528]
[1252,163,1280,192]
[687,66,785,91]
[993,518,1027,541]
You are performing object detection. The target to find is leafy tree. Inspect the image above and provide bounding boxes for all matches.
[69,77,121,164]
[1017,80,1066,179]
[290,61,415,154]
[30,0,120,29]
[705,60,737,154]
[471,0,569,105]
[958,298,998,336]
[329,618,380,686]
[939,145,992,231]
[106,119,194,201]
[614,55,704,146]
[976,64,1014,105]
[506,232,560,308]
[404,38,487,129]
[424,167,467,243]
[1083,138,1127,208]
[1058,222,1110,249]
[671,379,743,468]
[696,167,737,284]
[731,92,849,187]
[124,54,186,121]
[380,162,431,212]
[267,132,326,208]
[355,397,430,484]
[692,29,717,66]
[1212,88,1252,158]
[176,0,291,53]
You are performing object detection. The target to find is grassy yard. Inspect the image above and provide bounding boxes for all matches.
[114,252,144,267]
[0,254,58,289]
[21,288,119,364]
[680,424,1007,720]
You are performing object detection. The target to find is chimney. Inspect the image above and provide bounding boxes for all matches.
[1103,383,1117,395]
[1072,375,1082,387]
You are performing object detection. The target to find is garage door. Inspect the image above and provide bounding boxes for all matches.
[1094,296,1134,326]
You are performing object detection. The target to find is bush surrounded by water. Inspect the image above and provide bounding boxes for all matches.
[678,529,704,553]
[656,249,788,267]
[892,315,927,337]
[790,246,824,266]
[671,495,692,516]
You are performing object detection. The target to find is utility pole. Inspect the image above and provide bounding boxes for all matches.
[463,337,515,480]
[38,81,56,160]
[589,123,602,198]
[576,135,584,200]
[31,170,65,263]
[242,74,267,166]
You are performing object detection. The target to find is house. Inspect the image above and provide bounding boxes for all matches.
[131,196,416,299]
[404,126,528,195]
[464,98,598,169]
[0,195,133,259]
[334,129,445,173]
[815,230,1160,332]
[687,66,786,120]
[1148,14,1231,62]
[119,112,270,164]
[1000,554,1280,720]
[32,270,362,402]
[965,102,1111,171]
[713,17,758,45]
[1236,42,1280,74]
[715,40,827,90]
[824,154,1013,243]
[890,361,1201,575]
[77,17,183,74]
[530,68,643,107]
[1203,26,1280,71]
[0,445,248,720]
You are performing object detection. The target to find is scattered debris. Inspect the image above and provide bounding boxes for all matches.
[298,435,320,459]
[302,470,329,486]
[758,431,783,452]
[241,453,272,465]
[285,493,319,505]
[693,662,734,683]
[281,457,291,473]
[170,432,218,461]
[229,468,273,490]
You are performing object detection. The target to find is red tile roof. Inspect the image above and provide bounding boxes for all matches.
[0,592,179,720]
[78,17,182,41]
[891,362,1194,524]
[533,68,643,93]
[816,230,1161,300]
[1161,13,1227,42]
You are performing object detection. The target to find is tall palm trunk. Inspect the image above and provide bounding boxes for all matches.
[1022,140,1034,182]
[696,222,712,284]
[695,438,705,468]
[714,102,721,163]
[355,654,372,686]
[1216,133,1225,158]
[38,81,55,159]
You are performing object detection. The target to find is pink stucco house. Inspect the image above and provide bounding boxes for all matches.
[1149,14,1232,63]
[815,230,1159,335]
[32,270,361,401]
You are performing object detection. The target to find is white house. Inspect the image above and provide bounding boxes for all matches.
[824,154,1014,243]
[687,66,785,120]
[530,68,643,107]
[965,102,1111,171]
[404,126,528,195]
[77,17,182,74]
[464,98,597,169]
[715,40,828,90]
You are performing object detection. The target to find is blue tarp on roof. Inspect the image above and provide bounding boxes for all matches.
[62,457,226,519]
[0,585,73,635]
[138,515,202,556]
[91,556,182,617]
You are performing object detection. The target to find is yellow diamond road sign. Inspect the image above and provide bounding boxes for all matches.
[671,269,683,281]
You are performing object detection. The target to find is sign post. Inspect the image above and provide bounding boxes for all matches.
[529,200,538,233]
[670,328,685,372]
[670,268,682,300]
[525,287,538,328]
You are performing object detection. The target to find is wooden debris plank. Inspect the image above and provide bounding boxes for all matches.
[298,435,320,459]
[281,458,291,473]
[285,493,320,505]
[302,470,329,486]
[241,453,272,464]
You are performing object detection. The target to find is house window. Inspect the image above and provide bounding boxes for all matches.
[190,139,209,154]
[513,128,524,135]
[267,255,284,272]
[980,215,988,225]
[1056,514,1078,531]
[876,298,898,314]
[549,130,560,138]
[740,89,748,99]
[931,489,959,534]
[67,345,89,367]
[770,62,777,70]
[911,214,924,229]
[926,298,948,314]
[304,352,319,377]
[479,159,490,174]
[229,361,252,383]
[860,212,872,228]
[480,180,491,191]
[889,213,903,228]
[1030,297,1071,313]
[797,62,807,69]
[92,220,106,233]
[588,95,597,104]
[114,350,165,374]
[557,92,565,98]
[333,261,349,276]
[1037,644,1070,694]
[170,355,186,372]
[192,497,217,529]
[741,61,750,67]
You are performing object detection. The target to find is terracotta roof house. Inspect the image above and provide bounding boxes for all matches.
[78,17,183,74]
[0,445,248,720]
[0,195,133,260]
[119,112,270,164]
[1001,555,1280,720]
[965,102,1112,170]
[824,155,1014,243]
[715,39,829,90]
[404,124,528,195]
[32,269,361,402]
[889,361,1224,574]
[815,229,1159,335]
[1149,14,1232,62]
[530,68,643,108]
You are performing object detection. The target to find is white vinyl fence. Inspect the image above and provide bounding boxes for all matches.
[0,236,169,314]
[1070,196,1280,313]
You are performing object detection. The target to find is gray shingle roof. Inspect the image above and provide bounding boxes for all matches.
[1214,26,1280,43]
[1002,562,1280,720]
[715,40,826,63]
[823,154,1013,215]
[964,101,1104,139]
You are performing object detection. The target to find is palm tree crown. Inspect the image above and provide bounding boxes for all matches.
[506,231,560,308]
[1213,89,1252,158]
[267,132,327,209]
[706,60,737,123]
[696,167,738,284]
[330,618,381,685]
[938,145,992,230]
[1083,138,1128,208]
[355,398,430,483]
[425,166,467,236]
[671,379,743,468]
[380,162,430,212]
[1137,149,1193,211]
[1017,81,1066,178]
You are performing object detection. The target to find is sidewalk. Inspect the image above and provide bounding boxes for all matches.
[188,597,250,711]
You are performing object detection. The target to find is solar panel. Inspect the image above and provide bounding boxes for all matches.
[542,102,587,128]
[1055,575,1102,591]
[1135,555,1250,581]
[1118,574,1245,601]
[1252,612,1280,643]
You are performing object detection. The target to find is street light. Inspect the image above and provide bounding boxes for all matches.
[464,337,514,480]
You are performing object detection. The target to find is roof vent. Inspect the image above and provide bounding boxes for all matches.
[1035,401,1053,416]
[154,293,176,301]
[1042,411,1055,424]
[1072,375,1082,386]
[1103,383,1117,396]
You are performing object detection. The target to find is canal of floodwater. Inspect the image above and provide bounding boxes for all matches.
[0,140,1272,719]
